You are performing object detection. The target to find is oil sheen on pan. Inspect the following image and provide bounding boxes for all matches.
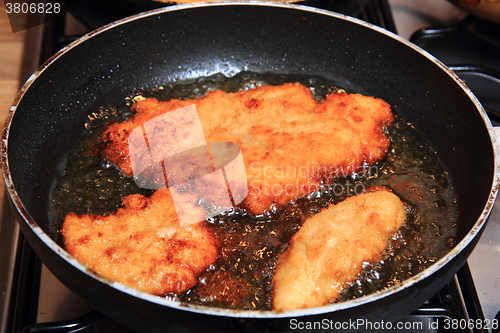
[50,72,458,311]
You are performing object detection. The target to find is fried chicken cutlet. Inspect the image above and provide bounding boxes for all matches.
[61,188,218,296]
[272,189,406,311]
[102,83,394,215]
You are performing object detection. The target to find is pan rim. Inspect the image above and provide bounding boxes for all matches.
[2,0,499,319]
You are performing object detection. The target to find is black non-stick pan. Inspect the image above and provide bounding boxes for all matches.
[2,3,498,332]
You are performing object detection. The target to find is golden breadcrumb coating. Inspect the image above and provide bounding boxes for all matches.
[61,189,218,296]
[101,83,393,215]
[272,189,406,311]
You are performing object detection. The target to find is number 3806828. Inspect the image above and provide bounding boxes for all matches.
[5,2,61,14]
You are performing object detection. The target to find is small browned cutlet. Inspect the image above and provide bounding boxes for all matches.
[101,83,394,215]
[61,188,219,296]
[272,188,406,312]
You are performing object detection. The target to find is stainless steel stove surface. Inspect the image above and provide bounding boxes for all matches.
[1,1,499,332]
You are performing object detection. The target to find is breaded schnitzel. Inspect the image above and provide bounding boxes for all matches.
[272,189,406,311]
[102,83,393,215]
[61,188,218,296]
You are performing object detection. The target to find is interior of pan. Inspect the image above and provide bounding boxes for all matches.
[4,2,495,312]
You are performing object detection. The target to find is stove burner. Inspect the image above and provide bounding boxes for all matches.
[409,15,500,115]
[473,19,500,48]
[19,310,103,333]
[15,261,489,332]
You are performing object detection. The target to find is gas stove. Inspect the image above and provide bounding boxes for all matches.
[0,1,499,332]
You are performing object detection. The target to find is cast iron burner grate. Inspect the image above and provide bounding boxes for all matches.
[409,15,500,121]
[14,261,489,333]
[1,1,493,332]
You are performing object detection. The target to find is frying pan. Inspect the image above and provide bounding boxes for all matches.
[2,2,499,332]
